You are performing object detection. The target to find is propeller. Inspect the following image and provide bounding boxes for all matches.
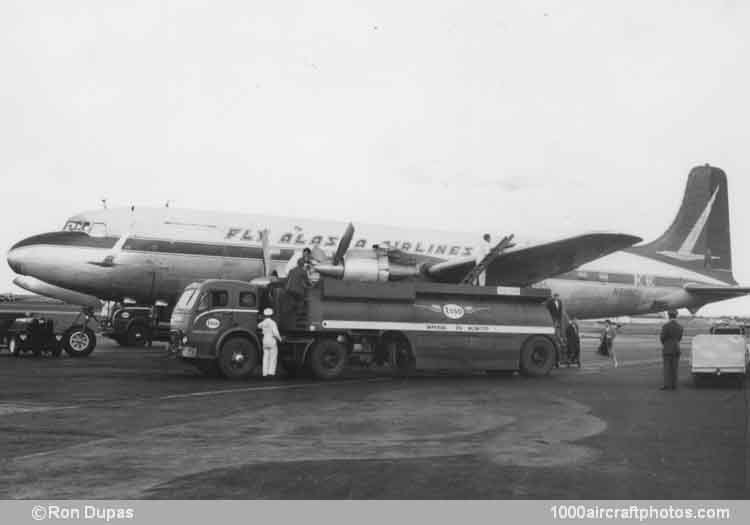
[261,228,271,277]
[332,222,354,266]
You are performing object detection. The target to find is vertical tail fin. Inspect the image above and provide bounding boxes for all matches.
[627,164,736,284]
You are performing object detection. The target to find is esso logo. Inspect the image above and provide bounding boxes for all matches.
[206,318,221,329]
[442,304,465,319]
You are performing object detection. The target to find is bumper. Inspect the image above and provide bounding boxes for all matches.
[691,367,747,375]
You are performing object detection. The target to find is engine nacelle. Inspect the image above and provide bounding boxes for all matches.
[314,252,420,282]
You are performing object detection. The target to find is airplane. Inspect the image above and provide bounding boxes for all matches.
[5,164,749,319]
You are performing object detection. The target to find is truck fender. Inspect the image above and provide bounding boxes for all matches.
[216,328,261,359]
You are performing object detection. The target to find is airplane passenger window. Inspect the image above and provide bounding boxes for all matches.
[239,292,256,308]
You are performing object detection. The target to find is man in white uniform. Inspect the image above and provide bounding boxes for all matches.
[258,308,282,377]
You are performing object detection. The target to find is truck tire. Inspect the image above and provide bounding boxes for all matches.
[126,324,149,347]
[309,339,347,380]
[387,338,415,373]
[217,336,258,380]
[519,336,556,377]
[63,326,96,357]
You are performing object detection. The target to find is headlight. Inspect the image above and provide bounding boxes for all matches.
[182,336,188,344]
[121,312,131,319]
[19,334,27,341]
[55,335,63,341]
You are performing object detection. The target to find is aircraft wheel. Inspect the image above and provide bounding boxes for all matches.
[309,339,347,380]
[126,324,149,347]
[63,326,96,357]
[519,336,556,377]
[217,337,258,380]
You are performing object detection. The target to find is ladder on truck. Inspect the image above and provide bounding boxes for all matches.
[460,234,515,285]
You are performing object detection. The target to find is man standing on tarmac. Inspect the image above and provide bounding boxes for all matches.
[659,310,683,390]
[258,308,282,377]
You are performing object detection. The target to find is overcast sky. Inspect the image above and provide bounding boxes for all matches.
[1,1,749,315]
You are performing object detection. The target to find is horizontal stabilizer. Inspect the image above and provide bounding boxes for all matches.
[684,284,750,299]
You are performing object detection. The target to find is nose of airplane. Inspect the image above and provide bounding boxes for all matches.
[7,246,25,274]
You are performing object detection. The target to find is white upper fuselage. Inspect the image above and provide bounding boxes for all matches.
[6,207,730,318]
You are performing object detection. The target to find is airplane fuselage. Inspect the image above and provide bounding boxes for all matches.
[5,207,729,319]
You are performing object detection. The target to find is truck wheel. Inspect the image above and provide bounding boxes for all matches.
[309,339,347,380]
[63,326,96,357]
[519,336,556,377]
[217,337,258,380]
[126,324,149,347]
[387,338,415,372]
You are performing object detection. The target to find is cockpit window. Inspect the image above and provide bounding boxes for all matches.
[62,220,91,233]
[88,222,108,237]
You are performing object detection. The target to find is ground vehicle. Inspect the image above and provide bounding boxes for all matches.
[100,302,172,346]
[170,278,559,380]
[6,317,63,357]
[0,294,97,357]
[691,323,750,387]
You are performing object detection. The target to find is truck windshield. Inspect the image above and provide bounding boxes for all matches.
[176,287,199,309]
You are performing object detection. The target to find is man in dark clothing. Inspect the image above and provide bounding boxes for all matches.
[565,317,581,366]
[660,310,684,390]
[283,258,310,328]
[545,293,564,340]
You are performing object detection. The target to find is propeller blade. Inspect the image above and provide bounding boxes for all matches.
[261,229,271,277]
[332,223,354,266]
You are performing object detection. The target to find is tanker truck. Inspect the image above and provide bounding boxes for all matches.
[169,277,559,380]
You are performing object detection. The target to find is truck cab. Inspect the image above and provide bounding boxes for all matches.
[101,302,172,347]
[171,280,265,378]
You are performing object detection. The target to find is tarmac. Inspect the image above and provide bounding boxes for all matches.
[0,327,747,499]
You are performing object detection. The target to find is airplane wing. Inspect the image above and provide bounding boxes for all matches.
[684,284,750,300]
[425,233,642,286]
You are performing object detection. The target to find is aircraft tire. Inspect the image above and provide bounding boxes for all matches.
[309,339,347,380]
[519,336,556,377]
[126,324,149,347]
[63,326,96,357]
[217,336,258,380]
